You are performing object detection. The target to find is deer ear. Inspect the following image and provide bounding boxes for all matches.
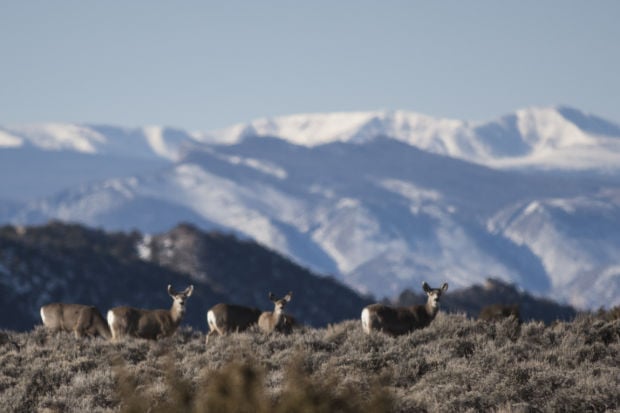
[269,292,275,301]
[422,282,431,293]
[185,285,194,297]
[284,292,293,302]
[167,285,174,296]
[441,283,449,292]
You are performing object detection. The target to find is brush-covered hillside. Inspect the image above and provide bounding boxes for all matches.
[0,312,618,412]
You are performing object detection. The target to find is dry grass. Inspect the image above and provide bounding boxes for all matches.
[1,313,618,412]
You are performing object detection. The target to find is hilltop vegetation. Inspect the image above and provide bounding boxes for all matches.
[1,312,618,412]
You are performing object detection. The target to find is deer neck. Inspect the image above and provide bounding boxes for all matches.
[425,298,440,319]
[170,302,185,324]
[273,306,286,324]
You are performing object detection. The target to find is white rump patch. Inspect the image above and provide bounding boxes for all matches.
[361,308,370,334]
[207,310,217,330]
[106,310,115,328]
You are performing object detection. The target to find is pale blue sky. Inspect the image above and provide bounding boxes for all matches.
[1,1,619,131]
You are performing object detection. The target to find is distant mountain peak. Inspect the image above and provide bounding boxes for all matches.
[554,105,620,137]
[200,109,467,148]
[195,106,620,171]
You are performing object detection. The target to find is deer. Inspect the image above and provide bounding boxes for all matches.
[478,304,521,324]
[107,285,193,340]
[205,303,262,343]
[40,303,112,339]
[258,291,293,334]
[361,282,448,336]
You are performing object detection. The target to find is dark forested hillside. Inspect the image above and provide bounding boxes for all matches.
[0,222,371,331]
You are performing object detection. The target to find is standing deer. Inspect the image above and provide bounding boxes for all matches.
[205,303,262,343]
[258,291,293,334]
[478,304,521,324]
[107,285,193,340]
[361,282,448,336]
[40,303,111,339]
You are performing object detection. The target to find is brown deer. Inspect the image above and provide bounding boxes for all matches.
[40,303,111,339]
[258,292,293,334]
[361,282,448,336]
[107,285,193,340]
[478,304,521,324]
[205,303,262,343]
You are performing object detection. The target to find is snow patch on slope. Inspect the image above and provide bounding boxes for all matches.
[137,163,303,254]
[7,123,106,153]
[4,123,196,162]
[143,126,179,160]
[218,153,287,179]
[137,234,153,261]
[0,129,23,148]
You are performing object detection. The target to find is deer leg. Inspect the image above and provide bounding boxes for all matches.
[73,326,85,339]
[73,319,84,339]
[205,329,219,345]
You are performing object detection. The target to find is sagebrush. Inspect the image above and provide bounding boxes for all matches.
[0,313,618,412]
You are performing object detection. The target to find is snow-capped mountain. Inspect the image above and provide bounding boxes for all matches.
[200,106,620,171]
[2,106,620,309]
[0,123,195,160]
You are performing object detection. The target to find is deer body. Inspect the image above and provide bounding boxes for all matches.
[258,292,293,334]
[478,304,521,323]
[361,282,448,336]
[206,303,262,340]
[107,285,193,340]
[40,303,111,339]
[278,314,297,334]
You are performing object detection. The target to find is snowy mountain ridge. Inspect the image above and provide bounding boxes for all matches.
[3,105,620,170]
[199,106,620,170]
[0,123,193,161]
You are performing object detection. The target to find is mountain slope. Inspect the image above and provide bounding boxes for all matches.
[1,106,620,310]
[7,136,619,308]
[0,147,168,202]
[487,189,620,308]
